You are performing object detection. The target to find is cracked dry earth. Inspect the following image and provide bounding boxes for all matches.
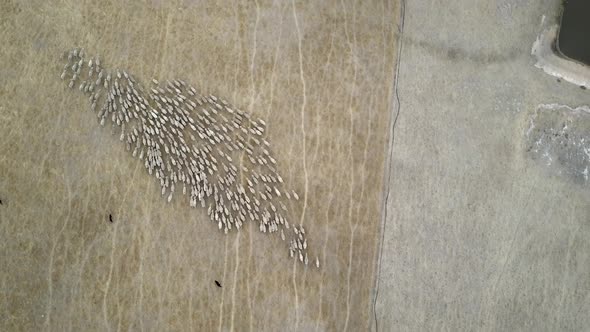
[0,1,400,331]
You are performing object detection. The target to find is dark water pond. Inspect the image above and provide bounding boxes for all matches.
[558,0,590,65]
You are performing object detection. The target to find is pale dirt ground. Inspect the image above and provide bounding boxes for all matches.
[375,0,590,331]
[0,1,399,331]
